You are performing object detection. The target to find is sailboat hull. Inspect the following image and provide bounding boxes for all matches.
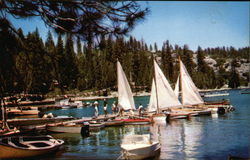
[152,114,166,123]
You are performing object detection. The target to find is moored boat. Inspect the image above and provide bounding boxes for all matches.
[203,92,229,97]
[103,120,124,127]
[121,134,161,160]
[147,59,182,123]
[0,135,64,159]
[115,118,151,125]
[7,107,39,116]
[0,128,20,137]
[46,123,86,133]
[89,121,105,131]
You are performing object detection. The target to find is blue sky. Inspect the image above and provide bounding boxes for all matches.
[10,1,249,51]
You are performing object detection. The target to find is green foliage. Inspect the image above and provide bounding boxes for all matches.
[0,20,21,96]
[197,46,207,72]
[161,40,174,82]
[228,59,240,88]
[64,34,79,89]
[16,29,52,94]
[0,26,248,96]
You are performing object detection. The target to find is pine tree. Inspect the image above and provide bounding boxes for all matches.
[161,40,174,82]
[0,20,20,95]
[154,42,158,52]
[197,46,207,72]
[228,59,240,88]
[45,30,56,89]
[64,33,78,89]
[182,44,194,75]
[17,29,51,93]
[149,44,153,52]
[55,34,67,93]
[76,36,83,57]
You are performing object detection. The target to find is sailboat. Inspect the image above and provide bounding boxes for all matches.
[175,58,212,115]
[115,60,151,124]
[117,60,136,112]
[148,59,188,122]
[174,75,180,98]
[179,58,204,106]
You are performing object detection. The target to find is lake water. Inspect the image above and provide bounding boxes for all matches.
[41,89,250,160]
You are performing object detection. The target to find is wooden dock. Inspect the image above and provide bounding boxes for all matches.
[6,117,75,127]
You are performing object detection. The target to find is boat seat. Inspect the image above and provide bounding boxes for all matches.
[1,138,8,144]
[23,136,51,141]
[8,138,29,148]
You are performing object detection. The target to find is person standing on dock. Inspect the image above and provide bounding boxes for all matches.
[94,101,99,118]
[138,104,143,117]
[103,99,108,117]
[112,101,117,114]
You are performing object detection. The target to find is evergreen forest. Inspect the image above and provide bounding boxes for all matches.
[0,28,249,97]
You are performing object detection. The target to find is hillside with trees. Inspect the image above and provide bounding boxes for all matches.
[0,28,249,96]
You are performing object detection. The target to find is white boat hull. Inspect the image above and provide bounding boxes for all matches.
[122,142,161,160]
[152,115,166,124]
[204,93,229,97]
[47,126,82,133]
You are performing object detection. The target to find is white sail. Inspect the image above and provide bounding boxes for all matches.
[148,60,182,112]
[148,79,157,112]
[180,60,204,105]
[117,61,136,111]
[174,75,179,98]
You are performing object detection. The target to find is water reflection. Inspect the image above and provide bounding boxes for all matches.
[149,119,204,160]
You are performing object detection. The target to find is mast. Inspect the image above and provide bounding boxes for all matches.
[1,98,8,130]
[117,59,119,105]
[1,99,4,128]
[153,58,160,114]
[179,56,183,105]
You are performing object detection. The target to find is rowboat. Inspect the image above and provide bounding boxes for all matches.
[7,107,39,116]
[46,123,87,133]
[89,121,105,131]
[0,135,64,159]
[114,118,151,125]
[103,120,124,127]
[0,128,20,137]
[121,134,161,160]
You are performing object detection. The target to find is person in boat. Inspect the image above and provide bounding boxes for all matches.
[138,104,143,117]
[118,107,124,117]
[103,98,108,117]
[129,109,135,117]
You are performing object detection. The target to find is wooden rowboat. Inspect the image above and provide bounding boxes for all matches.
[46,123,85,133]
[0,135,64,159]
[114,118,151,125]
[7,108,39,116]
[103,120,124,127]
